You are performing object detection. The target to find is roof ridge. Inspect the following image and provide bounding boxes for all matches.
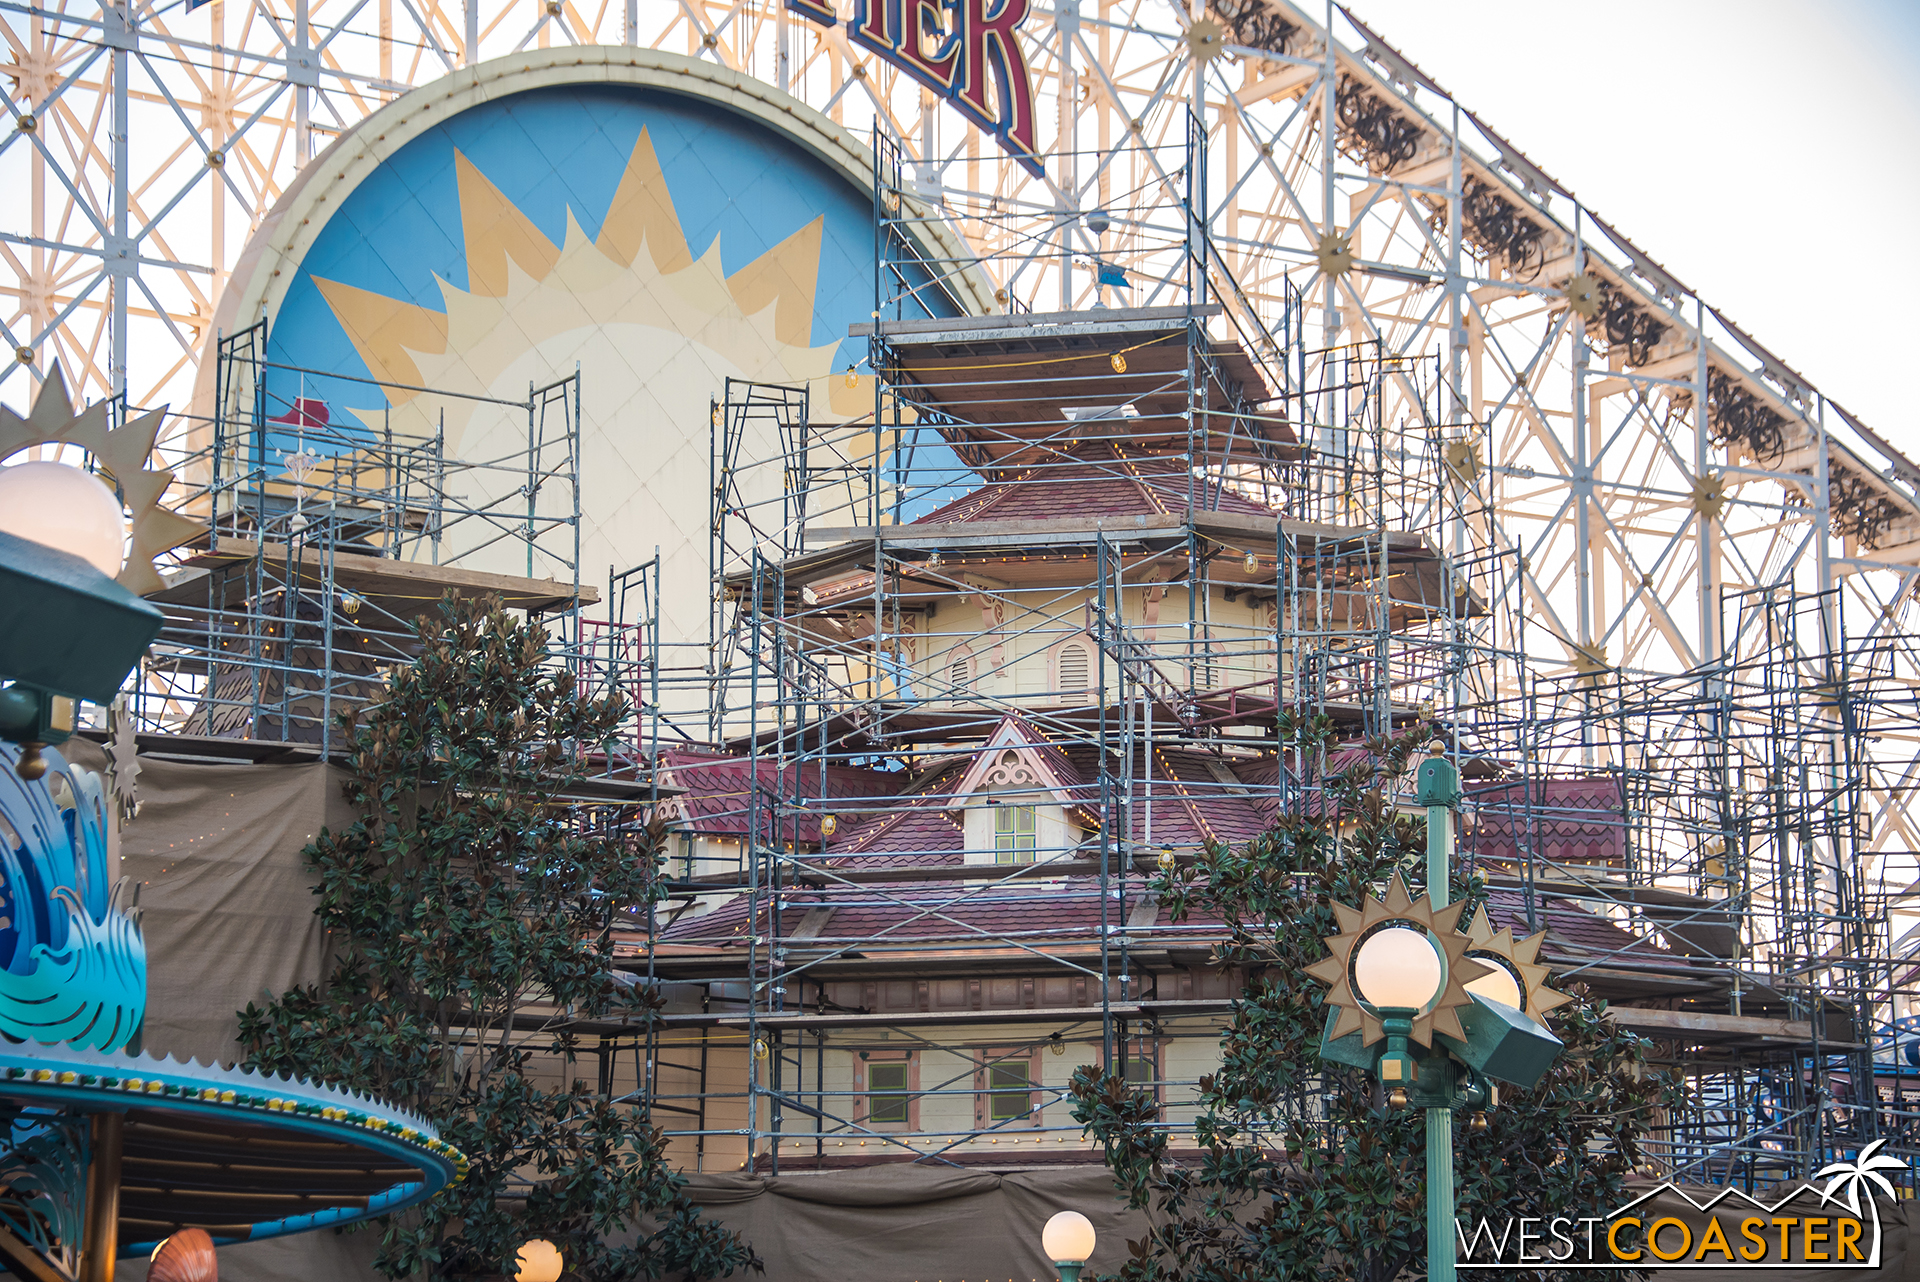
[1153,745,1221,846]
[958,458,1038,521]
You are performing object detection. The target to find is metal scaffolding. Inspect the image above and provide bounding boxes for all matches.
[9,0,1920,1197]
[558,136,1920,1188]
[128,319,586,755]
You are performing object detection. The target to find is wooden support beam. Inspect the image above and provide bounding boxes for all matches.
[680,855,1164,888]
[1604,1006,1814,1045]
[695,998,1237,1030]
[1233,61,1319,107]
[165,538,596,613]
[78,1112,120,1282]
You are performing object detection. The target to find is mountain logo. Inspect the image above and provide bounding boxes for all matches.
[1457,1140,1908,1269]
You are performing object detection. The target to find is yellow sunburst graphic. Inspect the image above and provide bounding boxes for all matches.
[307,127,874,598]
[315,128,866,450]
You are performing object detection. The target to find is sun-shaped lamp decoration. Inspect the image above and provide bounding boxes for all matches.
[0,362,203,596]
[1458,905,1576,1022]
[1305,873,1491,1057]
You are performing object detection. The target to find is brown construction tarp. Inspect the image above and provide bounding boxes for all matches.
[137,1165,1920,1282]
[672,1165,1152,1281]
[66,741,348,1067]
[119,1162,1150,1282]
[53,747,381,1281]
[665,1171,1920,1282]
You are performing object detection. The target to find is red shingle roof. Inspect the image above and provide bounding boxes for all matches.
[657,748,900,840]
[1468,777,1626,868]
[824,761,969,862]
[1058,743,1271,849]
[1485,890,1687,969]
[663,876,1154,946]
[657,731,1675,969]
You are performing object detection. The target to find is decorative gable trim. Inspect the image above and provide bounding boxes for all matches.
[950,725,1068,809]
[944,718,1099,830]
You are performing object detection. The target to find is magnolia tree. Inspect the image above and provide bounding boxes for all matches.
[241,595,759,1281]
[1070,718,1675,1282]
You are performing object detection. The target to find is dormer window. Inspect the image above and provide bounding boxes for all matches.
[993,805,1037,864]
[953,718,1091,870]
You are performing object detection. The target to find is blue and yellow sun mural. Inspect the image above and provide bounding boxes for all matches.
[271,84,897,426]
[255,80,964,627]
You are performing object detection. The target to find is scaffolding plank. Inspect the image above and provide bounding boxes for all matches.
[850,304,1225,341]
[159,538,598,613]
[681,999,1235,1030]
[1604,1006,1818,1046]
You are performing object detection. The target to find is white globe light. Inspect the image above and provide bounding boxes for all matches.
[1352,926,1444,1012]
[1464,958,1524,1010]
[514,1239,563,1282]
[0,460,126,577]
[1042,1210,1096,1264]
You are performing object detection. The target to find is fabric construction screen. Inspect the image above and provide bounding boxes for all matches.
[67,742,349,1067]
[667,1170,1920,1282]
[672,1165,1151,1281]
[119,1159,1920,1282]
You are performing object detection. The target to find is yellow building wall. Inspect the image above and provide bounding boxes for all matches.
[898,583,1280,710]
[650,1018,1234,1171]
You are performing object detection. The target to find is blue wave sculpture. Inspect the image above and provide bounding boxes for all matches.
[0,743,146,1051]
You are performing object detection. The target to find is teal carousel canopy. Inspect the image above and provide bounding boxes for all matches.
[0,741,466,1282]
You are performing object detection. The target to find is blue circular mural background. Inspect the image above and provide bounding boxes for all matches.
[269,83,895,426]
[247,76,959,636]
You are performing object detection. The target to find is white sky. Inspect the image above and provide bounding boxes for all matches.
[1344,0,1920,453]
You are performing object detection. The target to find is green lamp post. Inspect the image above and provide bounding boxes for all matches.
[1308,741,1573,1282]
[1417,740,1463,1282]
